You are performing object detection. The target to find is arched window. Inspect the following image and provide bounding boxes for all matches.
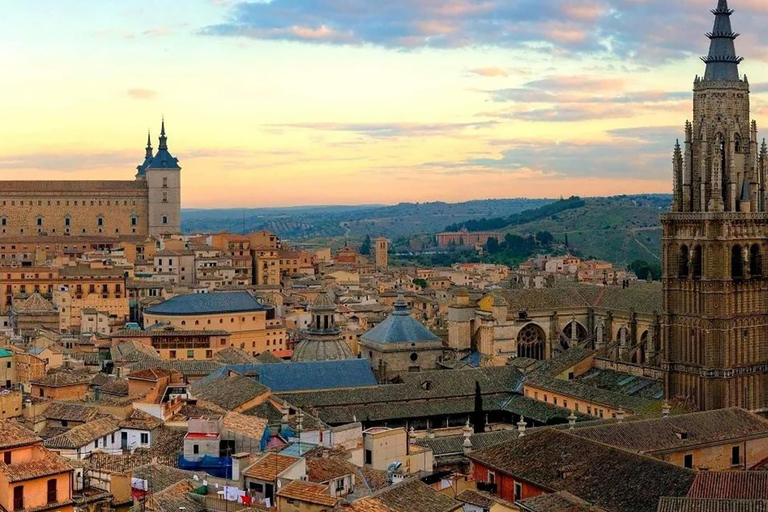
[732,245,744,280]
[679,245,689,278]
[517,323,546,360]
[750,244,761,277]
[693,245,702,279]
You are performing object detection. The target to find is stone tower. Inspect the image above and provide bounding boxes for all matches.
[139,119,182,236]
[663,0,768,411]
[374,237,389,269]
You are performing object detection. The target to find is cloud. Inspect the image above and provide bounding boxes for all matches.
[269,121,498,139]
[142,27,174,37]
[423,126,680,180]
[200,0,768,62]
[127,88,158,100]
[469,67,509,78]
[0,152,138,172]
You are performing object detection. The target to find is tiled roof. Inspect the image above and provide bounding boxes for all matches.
[307,456,356,483]
[279,366,522,409]
[132,464,200,492]
[221,411,268,439]
[145,291,264,316]
[456,489,517,510]
[0,446,72,482]
[468,429,696,512]
[100,378,129,397]
[517,491,598,512]
[44,416,120,449]
[215,346,256,364]
[128,360,223,376]
[254,351,284,364]
[43,402,100,423]
[128,367,174,381]
[32,371,89,387]
[190,375,269,411]
[493,282,662,315]
[110,340,161,363]
[243,453,300,481]
[276,480,339,507]
[688,472,768,500]
[203,359,377,392]
[416,429,521,457]
[0,420,41,449]
[113,329,230,338]
[657,498,768,512]
[371,478,462,512]
[118,409,163,431]
[15,293,56,312]
[571,408,768,455]
[343,497,395,511]
[143,480,205,512]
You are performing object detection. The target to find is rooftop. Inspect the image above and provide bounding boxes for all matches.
[44,416,120,449]
[371,478,462,512]
[145,291,265,316]
[0,420,41,449]
[0,446,72,483]
[468,428,695,512]
[243,452,301,481]
[361,297,441,345]
[276,480,339,507]
[190,374,269,411]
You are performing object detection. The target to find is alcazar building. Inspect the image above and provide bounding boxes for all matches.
[0,120,180,240]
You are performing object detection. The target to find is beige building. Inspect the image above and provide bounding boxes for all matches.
[0,121,179,239]
[143,291,286,356]
[52,263,129,333]
[363,427,433,475]
[373,237,389,269]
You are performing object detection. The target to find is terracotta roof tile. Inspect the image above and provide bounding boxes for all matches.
[276,480,339,507]
[0,420,41,449]
[688,472,768,500]
[243,453,300,481]
[0,446,72,482]
[44,416,120,449]
[372,478,462,512]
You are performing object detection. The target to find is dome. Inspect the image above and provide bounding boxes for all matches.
[291,338,355,362]
[312,293,335,310]
[361,296,441,345]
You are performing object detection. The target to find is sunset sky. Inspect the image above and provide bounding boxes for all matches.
[4,0,768,207]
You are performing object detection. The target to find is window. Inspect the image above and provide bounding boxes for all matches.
[162,215,168,225]
[187,350,194,359]
[193,444,199,454]
[47,479,57,504]
[488,471,496,485]
[13,485,23,511]
[206,350,213,358]
[162,192,168,203]
[732,446,741,466]
[3,451,10,464]
[587,406,591,415]
[169,350,176,359]
[336,479,345,491]
[97,216,104,227]
[162,177,168,188]
[131,216,138,226]
[36,217,42,227]
[684,454,693,469]
[514,482,522,502]
[141,433,149,444]
[111,433,115,443]
[365,449,372,465]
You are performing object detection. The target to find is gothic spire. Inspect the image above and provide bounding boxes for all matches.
[702,0,743,81]
[158,117,168,151]
[145,130,153,159]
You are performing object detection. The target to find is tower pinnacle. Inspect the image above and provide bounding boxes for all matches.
[702,0,743,81]
[158,117,168,151]
[145,130,152,158]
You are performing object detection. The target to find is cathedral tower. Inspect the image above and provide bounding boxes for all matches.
[663,0,768,411]
[142,119,182,236]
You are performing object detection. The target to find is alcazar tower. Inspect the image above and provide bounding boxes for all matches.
[663,0,768,411]
[0,119,180,240]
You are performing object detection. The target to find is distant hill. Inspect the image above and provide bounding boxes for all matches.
[505,195,671,264]
[181,199,554,240]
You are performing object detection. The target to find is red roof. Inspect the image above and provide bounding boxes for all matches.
[184,432,220,440]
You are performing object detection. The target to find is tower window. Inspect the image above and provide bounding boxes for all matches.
[36,217,42,227]
[679,245,689,278]
[162,216,168,225]
[64,217,71,227]
[131,216,137,226]
[693,245,702,280]
[750,244,761,277]
[1,218,6,227]
[732,245,744,280]
[162,177,168,188]
[97,216,104,227]
[162,192,168,203]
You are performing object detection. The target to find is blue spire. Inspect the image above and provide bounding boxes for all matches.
[702,0,743,81]
[145,130,153,158]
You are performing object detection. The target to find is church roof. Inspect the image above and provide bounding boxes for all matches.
[15,293,56,313]
[145,119,180,170]
[292,338,355,362]
[361,296,441,345]
[145,291,265,316]
[702,0,743,81]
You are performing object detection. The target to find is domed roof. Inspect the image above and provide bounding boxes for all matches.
[361,296,441,345]
[291,338,355,362]
[312,293,335,310]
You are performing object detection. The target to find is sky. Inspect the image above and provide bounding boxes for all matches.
[4,0,768,207]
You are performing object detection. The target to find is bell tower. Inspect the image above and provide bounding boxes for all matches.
[663,0,768,411]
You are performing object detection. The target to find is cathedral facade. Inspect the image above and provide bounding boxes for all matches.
[663,0,768,411]
[0,120,181,240]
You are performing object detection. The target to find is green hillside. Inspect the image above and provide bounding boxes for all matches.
[506,195,670,265]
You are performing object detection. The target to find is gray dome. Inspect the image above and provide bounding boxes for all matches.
[291,338,354,362]
[312,293,335,310]
[362,296,441,344]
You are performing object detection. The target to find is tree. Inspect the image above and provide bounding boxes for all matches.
[628,259,662,280]
[486,237,500,254]
[413,278,428,289]
[535,231,554,246]
[564,233,569,247]
[472,381,486,434]
[360,235,372,255]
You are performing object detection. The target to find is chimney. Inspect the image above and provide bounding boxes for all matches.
[662,401,671,419]
[517,417,527,437]
[557,465,577,479]
[462,421,473,455]
[568,411,577,429]
[615,407,625,423]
